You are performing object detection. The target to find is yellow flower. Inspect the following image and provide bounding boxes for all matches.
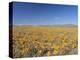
[47,51,51,56]
[72,44,76,48]
[55,45,60,50]
[53,50,58,55]
[38,50,42,53]
[64,42,67,46]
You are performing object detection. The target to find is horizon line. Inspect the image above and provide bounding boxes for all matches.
[13,24,78,26]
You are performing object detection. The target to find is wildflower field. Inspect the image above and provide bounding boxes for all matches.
[11,25,78,58]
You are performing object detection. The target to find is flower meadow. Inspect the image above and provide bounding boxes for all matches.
[10,26,78,58]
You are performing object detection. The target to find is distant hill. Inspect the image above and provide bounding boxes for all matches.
[13,24,78,27]
[50,24,78,27]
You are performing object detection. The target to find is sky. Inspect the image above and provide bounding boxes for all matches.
[12,2,78,25]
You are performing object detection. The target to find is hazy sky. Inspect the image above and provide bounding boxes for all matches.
[12,2,78,25]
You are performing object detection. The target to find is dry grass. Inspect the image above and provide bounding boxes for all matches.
[11,26,78,58]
